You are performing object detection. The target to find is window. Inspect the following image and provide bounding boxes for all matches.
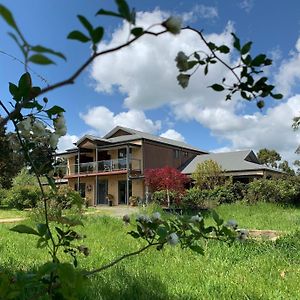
[183,151,188,157]
[174,149,180,158]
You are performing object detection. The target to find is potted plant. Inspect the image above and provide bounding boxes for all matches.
[106,194,114,206]
[129,196,139,206]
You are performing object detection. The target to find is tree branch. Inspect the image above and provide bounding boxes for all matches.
[0,29,167,128]
[84,242,160,276]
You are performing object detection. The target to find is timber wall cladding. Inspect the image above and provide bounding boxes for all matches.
[143,140,198,170]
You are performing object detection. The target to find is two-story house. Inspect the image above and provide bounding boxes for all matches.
[57,126,207,206]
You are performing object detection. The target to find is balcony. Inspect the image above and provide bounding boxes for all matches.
[57,158,142,177]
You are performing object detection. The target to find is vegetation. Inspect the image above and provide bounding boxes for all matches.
[0,204,300,299]
[192,159,225,190]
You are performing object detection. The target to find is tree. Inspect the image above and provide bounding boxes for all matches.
[145,166,189,207]
[192,159,224,190]
[279,160,295,176]
[294,160,300,176]
[257,148,281,168]
[0,118,24,188]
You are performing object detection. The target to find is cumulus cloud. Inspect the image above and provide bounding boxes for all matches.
[58,134,78,152]
[80,106,161,136]
[88,9,300,165]
[274,37,300,97]
[91,10,236,111]
[182,4,218,23]
[160,129,185,142]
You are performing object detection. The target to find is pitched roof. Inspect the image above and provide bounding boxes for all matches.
[181,150,281,174]
[75,126,207,153]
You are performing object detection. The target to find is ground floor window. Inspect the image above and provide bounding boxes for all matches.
[118,180,132,204]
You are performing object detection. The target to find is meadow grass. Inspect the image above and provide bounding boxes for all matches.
[0,202,300,299]
[0,208,28,219]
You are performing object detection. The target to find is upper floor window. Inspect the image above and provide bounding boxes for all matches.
[183,151,188,157]
[174,149,180,159]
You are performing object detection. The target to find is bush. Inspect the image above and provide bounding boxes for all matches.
[152,190,178,206]
[31,186,85,222]
[245,178,300,204]
[211,182,246,205]
[4,185,42,210]
[0,188,8,207]
[181,187,209,210]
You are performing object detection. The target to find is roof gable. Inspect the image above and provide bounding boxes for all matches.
[103,126,135,139]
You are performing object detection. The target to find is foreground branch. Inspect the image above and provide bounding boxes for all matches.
[84,242,159,276]
[0,29,167,128]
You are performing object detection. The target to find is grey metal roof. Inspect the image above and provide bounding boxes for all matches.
[103,126,207,153]
[182,150,281,174]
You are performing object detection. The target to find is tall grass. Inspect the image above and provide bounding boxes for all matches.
[0,203,300,299]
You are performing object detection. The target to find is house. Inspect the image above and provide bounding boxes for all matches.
[181,150,282,183]
[56,126,206,206]
[57,126,282,205]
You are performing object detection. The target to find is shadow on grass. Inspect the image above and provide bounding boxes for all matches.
[85,266,192,300]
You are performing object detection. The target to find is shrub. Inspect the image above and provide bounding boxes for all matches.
[0,188,8,206]
[181,187,209,210]
[152,190,178,206]
[5,185,42,210]
[211,182,246,204]
[245,178,300,204]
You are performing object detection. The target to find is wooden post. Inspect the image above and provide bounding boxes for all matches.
[95,147,98,206]
[126,145,130,205]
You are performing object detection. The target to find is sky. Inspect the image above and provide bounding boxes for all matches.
[1,0,300,165]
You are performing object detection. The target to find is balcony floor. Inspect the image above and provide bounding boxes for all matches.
[65,169,127,179]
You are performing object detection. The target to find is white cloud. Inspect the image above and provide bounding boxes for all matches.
[58,134,78,152]
[80,106,161,136]
[274,37,300,97]
[239,0,254,13]
[91,10,236,111]
[182,5,218,23]
[160,129,185,142]
[89,9,300,165]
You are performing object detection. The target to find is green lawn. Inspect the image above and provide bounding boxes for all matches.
[1,202,300,299]
[0,208,28,219]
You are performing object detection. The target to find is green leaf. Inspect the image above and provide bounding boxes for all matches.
[116,0,131,22]
[207,42,216,50]
[55,226,65,237]
[9,82,19,96]
[218,45,230,54]
[8,32,25,56]
[46,105,65,116]
[29,54,55,65]
[187,61,198,70]
[211,210,223,226]
[251,54,266,67]
[31,45,66,61]
[96,9,122,18]
[10,224,39,236]
[194,52,200,60]
[231,33,240,51]
[256,100,264,109]
[67,30,90,43]
[189,244,204,255]
[91,27,104,44]
[210,84,224,92]
[131,27,144,37]
[241,41,252,55]
[46,175,57,191]
[0,5,18,30]
[37,223,48,236]
[18,72,32,90]
[204,65,208,75]
[77,15,93,36]
[30,86,42,98]
[270,93,283,100]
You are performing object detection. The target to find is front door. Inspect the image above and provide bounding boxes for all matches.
[97,180,108,204]
[75,183,86,198]
[118,180,132,204]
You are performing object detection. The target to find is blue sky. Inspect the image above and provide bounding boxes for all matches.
[1,0,300,163]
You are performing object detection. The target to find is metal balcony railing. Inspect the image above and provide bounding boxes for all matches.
[60,158,141,176]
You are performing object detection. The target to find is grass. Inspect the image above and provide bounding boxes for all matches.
[0,208,28,219]
[1,202,300,299]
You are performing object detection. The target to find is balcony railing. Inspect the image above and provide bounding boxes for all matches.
[58,158,141,176]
